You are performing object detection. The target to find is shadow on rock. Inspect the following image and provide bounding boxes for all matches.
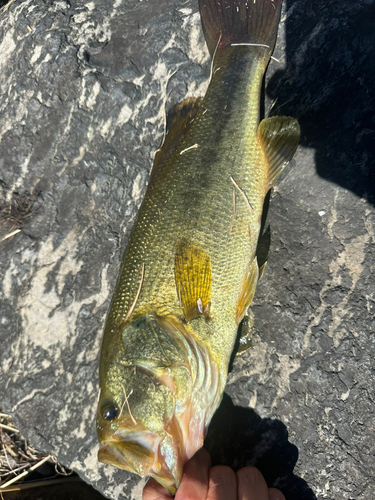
[204,394,316,500]
[267,0,375,204]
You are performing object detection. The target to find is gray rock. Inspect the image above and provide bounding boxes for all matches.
[0,0,374,499]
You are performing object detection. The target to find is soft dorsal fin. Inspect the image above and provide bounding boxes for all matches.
[174,238,212,322]
[235,257,259,325]
[257,116,300,189]
[150,97,203,184]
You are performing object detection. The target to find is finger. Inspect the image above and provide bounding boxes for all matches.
[175,448,211,500]
[142,477,173,500]
[268,487,286,500]
[206,465,237,500]
[236,466,269,500]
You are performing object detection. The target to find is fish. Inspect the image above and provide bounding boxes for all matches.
[96,0,300,494]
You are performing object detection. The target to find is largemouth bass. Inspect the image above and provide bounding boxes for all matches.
[97,0,300,493]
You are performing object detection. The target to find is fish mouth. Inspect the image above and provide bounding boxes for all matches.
[98,431,180,493]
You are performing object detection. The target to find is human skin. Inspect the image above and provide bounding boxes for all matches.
[142,449,286,500]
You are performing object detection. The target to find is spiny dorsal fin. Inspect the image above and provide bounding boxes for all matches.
[236,257,259,325]
[150,97,203,184]
[257,116,300,189]
[174,238,212,322]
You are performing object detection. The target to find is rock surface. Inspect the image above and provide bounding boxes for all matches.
[1,0,374,499]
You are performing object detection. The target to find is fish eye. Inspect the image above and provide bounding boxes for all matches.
[101,403,119,421]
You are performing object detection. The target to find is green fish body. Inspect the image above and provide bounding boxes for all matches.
[97,0,300,493]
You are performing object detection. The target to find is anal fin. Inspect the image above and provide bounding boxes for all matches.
[175,239,212,322]
[257,116,300,189]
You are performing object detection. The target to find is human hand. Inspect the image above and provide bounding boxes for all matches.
[143,448,286,500]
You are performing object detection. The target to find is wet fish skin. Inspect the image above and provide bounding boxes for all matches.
[97,0,300,493]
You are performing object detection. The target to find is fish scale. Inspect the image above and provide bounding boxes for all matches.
[111,51,266,328]
[97,0,300,494]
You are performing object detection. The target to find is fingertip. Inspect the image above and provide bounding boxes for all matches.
[209,464,237,485]
[194,447,212,470]
[175,448,211,500]
[268,487,286,500]
[236,466,268,499]
[182,447,211,480]
[142,477,173,500]
[236,465,267,485]
[207,465,237,500]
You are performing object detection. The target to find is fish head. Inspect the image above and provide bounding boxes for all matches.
[97,366,181,491]
[97,313,210,492]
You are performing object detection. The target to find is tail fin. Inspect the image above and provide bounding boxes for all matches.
[199,0,283,57]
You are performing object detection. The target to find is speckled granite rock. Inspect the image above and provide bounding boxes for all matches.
[0,0,374,499]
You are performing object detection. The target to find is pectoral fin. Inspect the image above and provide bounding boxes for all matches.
[175,239,212,322]
[236,257,259,325]
[257,116,300,189]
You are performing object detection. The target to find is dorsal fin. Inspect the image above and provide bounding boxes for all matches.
[174,238,212,322]
[257,116,300,189]
[150,97,203,184]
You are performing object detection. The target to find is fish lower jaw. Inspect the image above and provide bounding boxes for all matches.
[97,409,206,493]
[98,434,182,492]
[98,431,162,475]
